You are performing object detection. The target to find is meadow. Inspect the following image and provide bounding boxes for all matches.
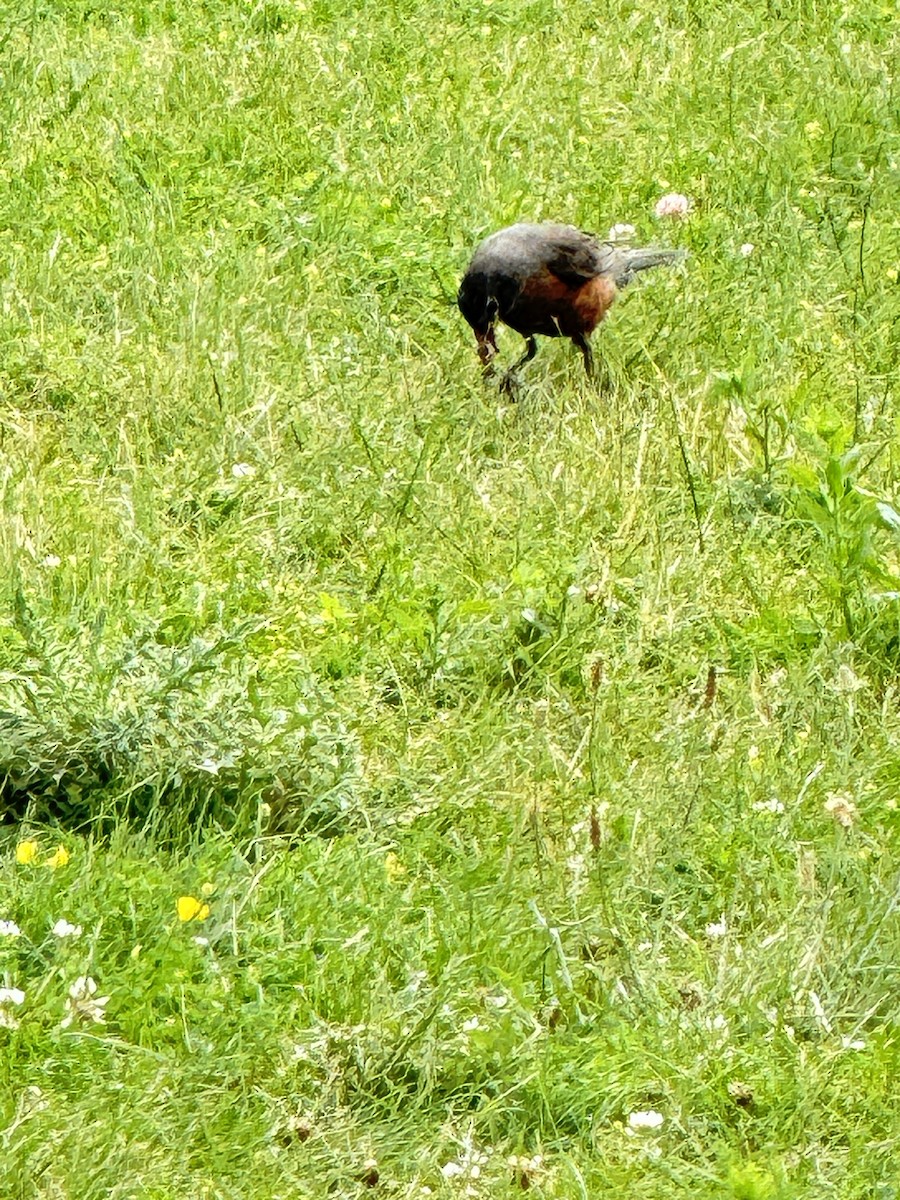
[0,0,899,1195]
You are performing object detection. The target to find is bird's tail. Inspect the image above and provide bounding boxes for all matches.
[614,247,688,287]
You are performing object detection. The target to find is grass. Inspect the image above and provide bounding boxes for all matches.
[1,0,899,1195]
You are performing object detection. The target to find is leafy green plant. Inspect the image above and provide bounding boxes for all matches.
[790,447,900,638]
[0,619,359,836]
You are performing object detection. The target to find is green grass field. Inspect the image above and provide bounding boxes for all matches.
[1,0,899,1195]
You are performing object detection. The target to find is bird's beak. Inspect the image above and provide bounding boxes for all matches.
[476,330,498,371]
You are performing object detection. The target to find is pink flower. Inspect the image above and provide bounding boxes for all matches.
[654,193,691,218]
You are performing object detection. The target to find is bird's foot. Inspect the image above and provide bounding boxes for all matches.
[499,370,521,401]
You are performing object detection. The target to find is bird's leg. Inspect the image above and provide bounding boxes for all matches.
[571,333,594,379]
[510,336,538,374]
[500,336,537,397]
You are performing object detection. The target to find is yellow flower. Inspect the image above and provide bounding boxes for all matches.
[384,852,406,881]
[45,846,70,869]
[15,840,38,865]
[177,896,211,922]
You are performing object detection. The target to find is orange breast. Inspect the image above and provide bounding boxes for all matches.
[505,271,618,338]
[567,275,618,334]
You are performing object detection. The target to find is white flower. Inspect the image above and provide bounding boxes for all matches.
[231,462,256,478]
[196,753,235,775]
[51,919,83,939]
[508,1154,543,1169]
[41,554,62,568]
[752,797,784,815]
[627,1109,665,1132]
[0,989,25,1026]
[61,976,109,1027]
[824,792,857,828]
[833,664,866,693]
[439,1138,489,1182]
[654,192,691,218]
[608,222,637,242]
[841,1036,866,1051]
[0,920,21,937]
[740,242,755,257]
[705,916,728,939]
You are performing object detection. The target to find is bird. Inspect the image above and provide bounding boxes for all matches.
[457,222,687,389]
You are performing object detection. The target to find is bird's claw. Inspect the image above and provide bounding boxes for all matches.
[499,370,521,401]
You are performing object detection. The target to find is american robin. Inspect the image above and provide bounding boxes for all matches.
[458,222,687,386]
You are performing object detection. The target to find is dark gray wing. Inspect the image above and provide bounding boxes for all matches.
[540,226,621,285]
